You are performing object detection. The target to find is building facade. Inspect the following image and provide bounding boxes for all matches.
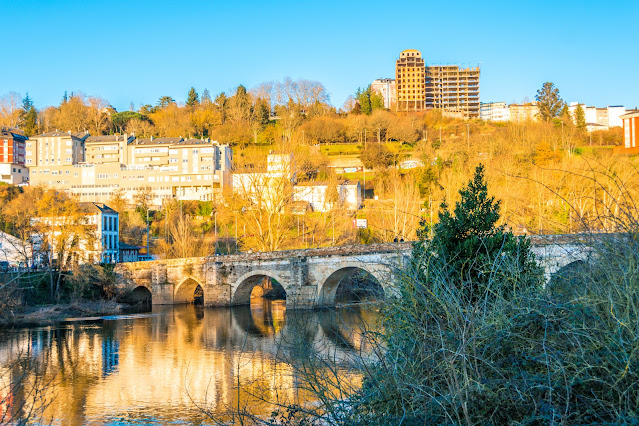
[509,103,540,122]
[425,65,480,118]
[568,103,627,132]
[33,202,120,264]
[27,135,232,207]
[480,102,510,122]
[392,50,480,117]
[395,50,426,112]
[371,78,397,109]
[614,110,639,154]
[0,127,28,185]
[293,180,362,212]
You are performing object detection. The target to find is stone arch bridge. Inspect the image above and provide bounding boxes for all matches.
[114,234,595,309]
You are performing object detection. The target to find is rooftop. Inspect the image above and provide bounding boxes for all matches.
[86,134,134,143]
[35,130,89,139]
[78,202,118,215]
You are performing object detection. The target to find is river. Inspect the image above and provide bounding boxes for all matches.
[0,299,380,425]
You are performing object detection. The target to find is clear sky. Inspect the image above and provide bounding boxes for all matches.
[1,0,637,111]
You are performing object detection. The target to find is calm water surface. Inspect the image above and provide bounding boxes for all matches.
[0,300,379,425]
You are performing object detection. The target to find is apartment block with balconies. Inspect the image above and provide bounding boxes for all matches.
[425,65,480,119]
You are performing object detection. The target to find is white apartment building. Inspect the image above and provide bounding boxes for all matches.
[480,102,510,122]
[27,135,232,207]
[568,103,627,132]
[371,78,397,110]
[0,231,33,267]
[33,202,120,264]
[293,180,362,212]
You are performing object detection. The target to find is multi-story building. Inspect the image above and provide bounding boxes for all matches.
[392,50,480,117]
[25,130,89,167]
[27,136,232,207]
[292,180,362,212]
[509,103,540,122]
[480,102,510,122]
[425,65,481,118]
[614,110,639,154]
[395,50,426,112]
[33,202,120,264]
[0,127,28,185]
[568,103,627,132]
[370,78,397,109]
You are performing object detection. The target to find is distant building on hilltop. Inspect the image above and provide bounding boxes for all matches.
[371,78,397,109]
[0,127,28,185]
[395,50,426,112]
[425,65,480,119]
[480,102,510,122]
[568,103,627,132]
[391,49,480,118]
[509,103,540,123]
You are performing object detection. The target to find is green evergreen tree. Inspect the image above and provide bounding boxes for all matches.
[19,93,38,136]
[575,104,586,130]
[62,91,68,104]
[186,87,199,107]
[535,82,564,122]
[414,164,542,302]
[157,96,176,108]
[370,89,386,111]
[356,87,372,115]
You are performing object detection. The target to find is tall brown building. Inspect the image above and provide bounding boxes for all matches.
[394,49,480,118]
[395,49,425,112]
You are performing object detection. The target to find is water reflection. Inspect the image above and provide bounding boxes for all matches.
[0,300,379,425]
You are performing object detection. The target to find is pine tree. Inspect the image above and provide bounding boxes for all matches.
[201,88,212,105]
[535,82,564,122]
[62,91,68,104]
[19,93,38,136]
[186,87,199,107]
[575,104,586,130]
[414,164,542,302]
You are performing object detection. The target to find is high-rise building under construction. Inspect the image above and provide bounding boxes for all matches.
[425,65,480,118]
[393,49,480,118]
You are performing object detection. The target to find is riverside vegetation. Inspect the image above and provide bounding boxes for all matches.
[200,166,639,425]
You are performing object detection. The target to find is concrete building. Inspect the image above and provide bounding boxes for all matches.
[0,231,33,267]
[27,135,232,207]
[395,49,426,112]
[392,49,481,117]
[509,103,540,122]
[614,110,639,154]
[0,127,28,185]
[480,102,510,122]
[292,180,362,212]
[371,78,397,109]
[568,103,627,132]
[25,130,89,167]
[425,65,481,119]
[119,242,142,263]
[33,202,120,264]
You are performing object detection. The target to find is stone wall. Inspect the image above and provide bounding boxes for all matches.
[114,236,599,309]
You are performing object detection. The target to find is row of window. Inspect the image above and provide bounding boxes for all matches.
[103,215,118,232]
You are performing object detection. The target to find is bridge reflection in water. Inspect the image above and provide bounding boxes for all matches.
[0,295,379,424]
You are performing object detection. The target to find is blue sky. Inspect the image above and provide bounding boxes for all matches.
[1,0,637,111]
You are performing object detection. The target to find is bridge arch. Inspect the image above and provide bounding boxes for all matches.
[233,270,288,305]
[174,277,204,304]
[126,285,152,305]
[317,262,388,307]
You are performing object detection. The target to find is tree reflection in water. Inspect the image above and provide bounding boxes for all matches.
[0,294,380,424]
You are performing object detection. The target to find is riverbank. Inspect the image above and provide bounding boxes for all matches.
[0,300,131,327]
